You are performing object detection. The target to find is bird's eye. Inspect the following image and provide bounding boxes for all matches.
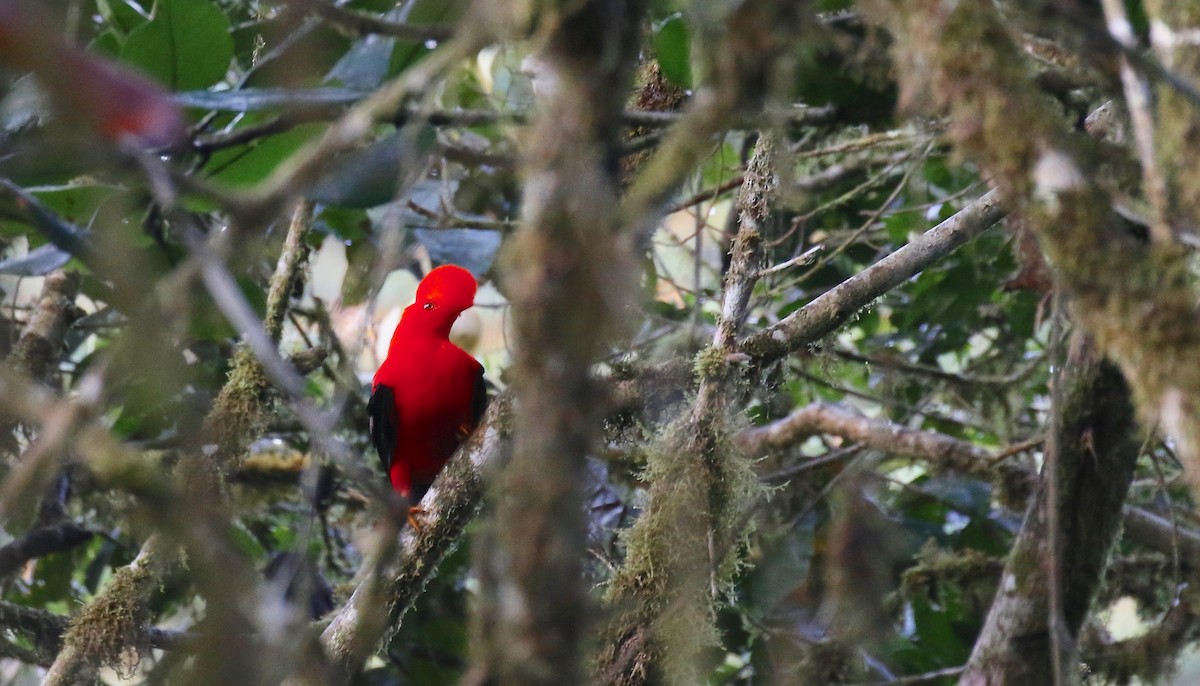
[423,302,435,310]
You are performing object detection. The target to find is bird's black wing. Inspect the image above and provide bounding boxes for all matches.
[367,384,398,477]
[471,369,489,428]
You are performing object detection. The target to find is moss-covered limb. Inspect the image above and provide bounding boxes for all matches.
[1144,1,1200,223]
[0,596,201,669]
[0,270,81,459]
[1079,587,1200,684]
[264,201,313,343]
[288,343,329,377]
[599,136,778,686]
[739,189,1006,363]
[199,345,272,465]
[8,270,80,385]
[1121,506,1200,572]
[0,367,114,528]
[712,133,775,350]
[1097,0,1171,242]
[1,351,298,681]
[0,370,170,512]
[0,353,280,680]
[316,394,510,677]
[201,200,313,467]
[0,600,79,666]
[961,345,1140,686]
[600,418,762,686]
[479,2,644,683]
[871,0,1200,501]
[1031,162,1200,491]
[42,535,170,686]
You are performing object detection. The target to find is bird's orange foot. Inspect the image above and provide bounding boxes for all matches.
[406,505,428,532]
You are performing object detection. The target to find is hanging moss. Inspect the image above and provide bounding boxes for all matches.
[902,540,1004,619]
[602,408,764,686]
[201,345,272,467]
[692,346,729,383]
[64,548,163,677]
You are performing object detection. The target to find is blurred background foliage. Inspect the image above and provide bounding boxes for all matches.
[0,0,1195,684]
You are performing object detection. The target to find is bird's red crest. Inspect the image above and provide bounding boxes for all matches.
[417,265,478,313]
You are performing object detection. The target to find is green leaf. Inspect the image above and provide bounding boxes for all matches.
[205,123,325,187]
[96,0,150,36]
[229,520,269,560]
[883,210,922,243]
[701,140,739,187]
[314,206,372,242]
[327,37,395,90]
[909,593,971,664]
[1125,0,1149,37]
[13,546,85,606]
[33,184,131,225]
[121,0,233,91]
[90,30,123,57]
[308,127,437,208]
[653,14,692,89]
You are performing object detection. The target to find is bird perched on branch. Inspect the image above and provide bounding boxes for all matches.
[368,265,487,524]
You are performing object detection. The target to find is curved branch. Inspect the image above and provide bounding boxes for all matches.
[0,598,192,668]
[0,522,93,579]
[317,394,510,675]
[736,401,996,476]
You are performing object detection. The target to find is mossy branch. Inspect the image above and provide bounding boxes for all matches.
[201,200,313,468]
[0,270,81,460]
[962,344,1140,684]
[39,202,318,683]
[869,0,1200,502]
[600,133,778,686]
[474,2,645,684]
[621,3,806,247]
[42,536,171,685]
[9,270,80,386]
[315,394,511,678]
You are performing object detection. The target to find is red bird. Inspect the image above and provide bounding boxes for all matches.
[368,265,487,509]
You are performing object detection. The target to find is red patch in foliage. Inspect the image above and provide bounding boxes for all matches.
[57,49,186,149]
[0,0,186,149]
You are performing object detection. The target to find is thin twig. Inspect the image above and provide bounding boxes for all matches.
[292,0,455,41]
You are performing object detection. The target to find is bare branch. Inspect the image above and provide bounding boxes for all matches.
[0,522,93,579]
[740,189,1007,362]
